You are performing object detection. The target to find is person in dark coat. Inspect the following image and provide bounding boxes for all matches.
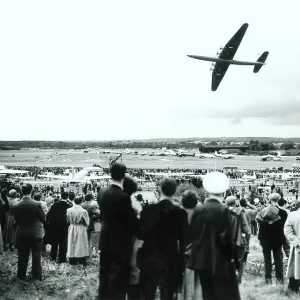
[13,184,46,281]
[187,172,241,300]
[123,175,143,300]
[256,192,288,284]
[97,163,140,300]
[226,196,251,284]
[46,191,73,263]
[0,189,9,251]
[137,178,188,300]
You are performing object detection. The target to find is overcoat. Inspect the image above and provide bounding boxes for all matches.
[284,210,300,279]
[67,205,89,258]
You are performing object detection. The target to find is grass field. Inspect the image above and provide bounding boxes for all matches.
[0,149,299,169]
[0,238,298,300]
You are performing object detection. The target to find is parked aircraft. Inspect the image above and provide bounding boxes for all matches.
[240,172,256,183]
[195,153,215,159]
[264,172,294,181]
[261,154,284,162]
[214,151,234,159]
[177,150,195,157]
[188,23,269,91]
[0,166,29,175]
[38,167,106,183]
[144,171,195,177]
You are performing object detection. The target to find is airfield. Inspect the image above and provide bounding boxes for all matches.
[0,149,299,170]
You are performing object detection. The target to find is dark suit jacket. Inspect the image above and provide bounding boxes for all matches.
[98,184,140,261]
[257,206,288,249]
[187,198,235,278]
[0,194,9,224]
[137,200,188,275]
[13,196,46,241]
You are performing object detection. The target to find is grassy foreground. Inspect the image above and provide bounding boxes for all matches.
[0,239,299,300]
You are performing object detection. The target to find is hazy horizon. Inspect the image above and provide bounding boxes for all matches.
[1,1,300,140]
[1,136,300,143]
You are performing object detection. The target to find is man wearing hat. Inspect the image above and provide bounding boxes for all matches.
[187,172,240,300]
[256,193,288,284]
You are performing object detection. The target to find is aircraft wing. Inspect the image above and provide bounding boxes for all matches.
[38,174,69,180]
[212,23,248,91]
[218,23,249,61]
[88,175,111,180]
[211,62,230,91]
[0,169,29,174]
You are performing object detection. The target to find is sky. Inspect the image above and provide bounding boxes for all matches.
[1,0,300,141]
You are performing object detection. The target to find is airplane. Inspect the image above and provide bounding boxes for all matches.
[240,172,256,183]
[37,167,106,183]
[164,150,177,156]
[261,154,284,162]
[214,151,234,159]
[144,171,195,177]
[0,166,29,175]
[264,172,294,181]
[187,23,269,91]
[195,152,215,159]
[177,150,195,157]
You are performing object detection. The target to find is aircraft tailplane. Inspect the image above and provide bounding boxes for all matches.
[253,51,269,73]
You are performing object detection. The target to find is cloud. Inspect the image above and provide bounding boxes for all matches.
[222,101,300,119]
[178,99,300,127]
[230,118,243,125]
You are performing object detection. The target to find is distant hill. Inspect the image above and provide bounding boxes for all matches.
[0,137,300,150]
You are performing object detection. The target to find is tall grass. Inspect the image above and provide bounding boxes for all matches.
[0,238,298,300]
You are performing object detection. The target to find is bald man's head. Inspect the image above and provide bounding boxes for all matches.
[269,193,281,203]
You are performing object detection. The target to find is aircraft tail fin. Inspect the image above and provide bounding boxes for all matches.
[71,167,75,179]
[253,51,269,73]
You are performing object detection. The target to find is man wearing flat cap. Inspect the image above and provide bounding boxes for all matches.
[187,172,240,300]
[256,192,287,284]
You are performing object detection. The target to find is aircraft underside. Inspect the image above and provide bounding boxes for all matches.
[187,55,263,66]
[187,23,269,91]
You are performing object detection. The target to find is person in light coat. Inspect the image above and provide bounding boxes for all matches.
[284,201,300,292]
[67,196,89,266]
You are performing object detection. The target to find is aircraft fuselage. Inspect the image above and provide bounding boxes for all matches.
[187,55,264,66]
